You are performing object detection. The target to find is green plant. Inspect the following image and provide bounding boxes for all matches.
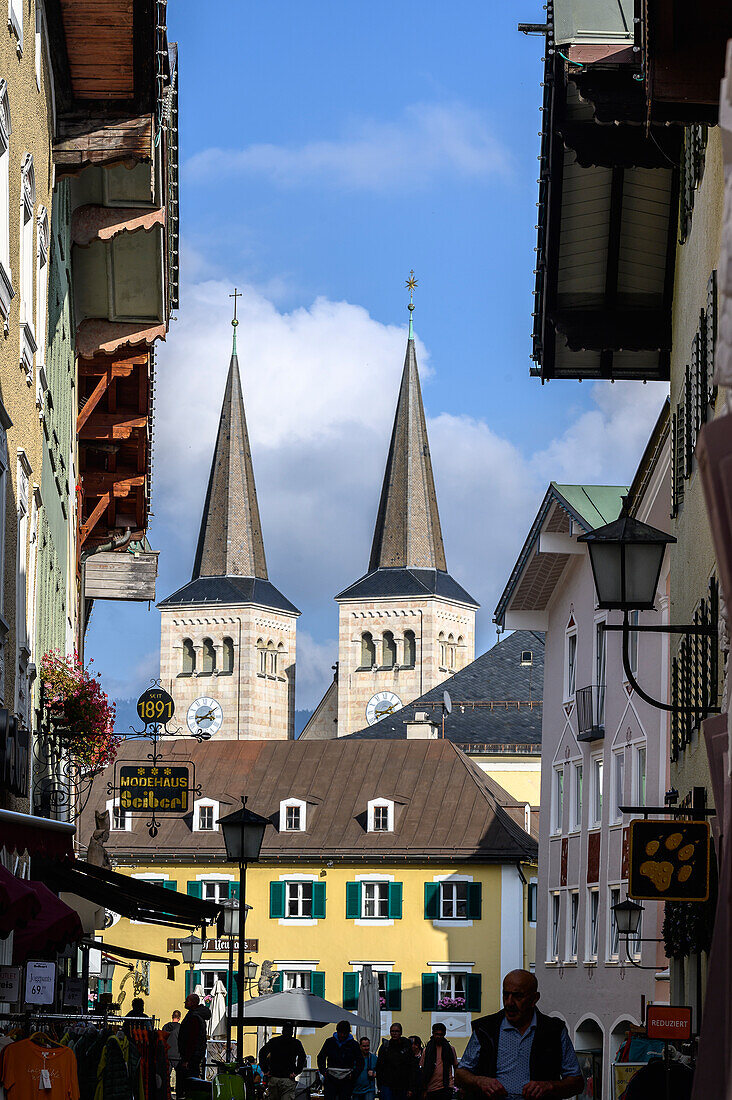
[41,650,120,770]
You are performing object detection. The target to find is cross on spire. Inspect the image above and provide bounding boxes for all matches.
[405,270,418,338]
[229,286,241,325]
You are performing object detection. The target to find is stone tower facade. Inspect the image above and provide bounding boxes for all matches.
[158,322,299,739]
[334,317,478,737]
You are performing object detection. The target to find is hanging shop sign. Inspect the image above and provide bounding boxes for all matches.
[0,966,20,1003]
[25,960,56,1005]
[117,763,194,813]
[646,1005,693,1041]
[628,820,710,902]
[62,977,86,1009]
[0,710,29,798]
[136,687,175,728]
[167,937,259,954]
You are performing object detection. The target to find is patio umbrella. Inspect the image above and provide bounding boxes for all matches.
[357,965,381,1047]
[209,978,227,1039]
[231,987,373,1029]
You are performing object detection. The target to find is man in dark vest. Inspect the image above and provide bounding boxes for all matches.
[455,970,583,1099]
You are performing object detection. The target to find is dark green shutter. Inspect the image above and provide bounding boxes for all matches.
[343,972,359,1010]
[271,971,282,993]
[219,881,230,900]
[187,881,202,899]
[163,881,178,892]
[311,971,325,998]
[466,974,481,1013]
[346,882,361,919]
[422,973,438,1012]
[388,883,403,919]
[386,972,401,1011]
[220,971,229,994]
[312,882,326,919]
[424,883,440,919]
[230,882,240,900]
[467,883,482,920]
[185,969,201,997]
[270,881,285,918]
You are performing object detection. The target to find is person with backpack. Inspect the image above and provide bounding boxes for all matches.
[317,1020,365,1100]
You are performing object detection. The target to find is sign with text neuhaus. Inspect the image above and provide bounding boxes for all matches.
[118,764,192,813]
[647,1005,692,1041]
[628,820,710,901]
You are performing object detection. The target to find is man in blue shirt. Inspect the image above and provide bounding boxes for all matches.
[455,970,583,1100]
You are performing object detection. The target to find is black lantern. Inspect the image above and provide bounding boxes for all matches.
[100,956,116,984]
[611,897,644,936]
[218,799,270,863]
[220,899,240,938]
[243,959,258,982]
[179,934,204,969]
[578,516,675,611]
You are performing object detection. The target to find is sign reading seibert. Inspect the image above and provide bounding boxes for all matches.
[628,820,710,902]
[119,764,191,813]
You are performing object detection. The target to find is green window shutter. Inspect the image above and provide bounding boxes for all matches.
[343,972,359,1010]
[422,973,438,1012]
[312,882,326,919]
[229,882,240,900]
[311,971,325,998]
[220,971,229,994]
[185,969,202,997]
[270,881,285,918]
[388,882,403,919]
[163,881,178,892]
[424,883,440,920]
[467,883,482,920]
[271,971,282,993]
[187,881,202,899]
[219,881,230,900]
[386,972,401,1011]
[466,973,482,1013]
[346,882,361,919]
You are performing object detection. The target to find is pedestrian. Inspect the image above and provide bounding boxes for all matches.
[410,1038,423,1063]
[420,1023,457,1100]
[177,992,211,1097]
[124,997,152,1035]
[162,1010,182,1075]
[245,1055,265,1099]
[259,1024,307,1100]
[455,969,583,1099]
[317,1020,365,1100]
[376,1023,419,1100]
[352,1038,378,1100]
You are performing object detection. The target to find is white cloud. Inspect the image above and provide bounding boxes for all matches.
[185,102,510,191]
[296,632,338,711]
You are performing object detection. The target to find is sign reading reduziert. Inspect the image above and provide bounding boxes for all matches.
[119,764,191,813]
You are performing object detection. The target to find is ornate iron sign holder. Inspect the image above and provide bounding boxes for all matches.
[33,678,101,819]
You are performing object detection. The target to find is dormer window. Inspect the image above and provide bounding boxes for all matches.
[367,798,394,833]
[193,798,219,833]
[280,797,306,832]
[521,651,533,666]
[199,806,214,831]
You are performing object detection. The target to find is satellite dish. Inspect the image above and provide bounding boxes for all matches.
[443,691,452,715]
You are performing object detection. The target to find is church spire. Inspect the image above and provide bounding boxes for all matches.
[192,292,268,581]
[368,277,447,573]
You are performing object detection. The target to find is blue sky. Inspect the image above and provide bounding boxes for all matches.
[87,1,668,717]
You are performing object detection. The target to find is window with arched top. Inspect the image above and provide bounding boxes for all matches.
[182,638,196,674]
[382,631,396,669]
[0,80,11,318]
[438,632,447,669]
[202,638,216,674]
[361,632,376,669]
[19,153,35,377]
[265,640,278,676]
[222,637,234,674]
[403,630,416,668]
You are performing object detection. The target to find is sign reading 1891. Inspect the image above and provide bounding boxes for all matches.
[119,764,191,813]
[136,687,175,726]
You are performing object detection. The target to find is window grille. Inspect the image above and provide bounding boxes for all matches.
[680,124,708,244]
[670,577,720,761]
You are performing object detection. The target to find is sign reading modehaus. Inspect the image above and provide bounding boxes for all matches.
[628,820,710,901]
[118,764,192,813]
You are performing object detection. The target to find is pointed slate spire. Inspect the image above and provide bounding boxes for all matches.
[192,306,268,581]
[368,290,447,573]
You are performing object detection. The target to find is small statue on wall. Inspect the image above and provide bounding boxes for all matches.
[87,809,111,868]
[258,961,277,996]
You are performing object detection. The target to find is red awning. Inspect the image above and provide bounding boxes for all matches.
[12,882,83,963]
[0,866,41,938]
[0,807,75,859]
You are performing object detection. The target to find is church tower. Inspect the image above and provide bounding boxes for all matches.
[158,303,299,740]
[334,286,478,736]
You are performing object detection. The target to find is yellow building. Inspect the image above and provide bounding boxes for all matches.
[83,738,537,1060]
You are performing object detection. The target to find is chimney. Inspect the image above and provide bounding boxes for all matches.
[406,712,439,739]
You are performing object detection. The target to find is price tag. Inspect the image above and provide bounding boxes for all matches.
[24,961,56,1006]
[40,1069,52,1090]
[63,977,85,1009]
[0,965,20,1002]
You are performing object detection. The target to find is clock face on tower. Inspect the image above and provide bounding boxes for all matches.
[366,691,403,726]
[187,696,223,738]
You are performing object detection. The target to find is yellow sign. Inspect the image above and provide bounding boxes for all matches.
[628,820,710,901]
[119,764,191,813]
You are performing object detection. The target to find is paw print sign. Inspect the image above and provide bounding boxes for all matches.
[628,820,710,901]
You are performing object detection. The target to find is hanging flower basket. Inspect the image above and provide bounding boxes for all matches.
[41,651,120,771]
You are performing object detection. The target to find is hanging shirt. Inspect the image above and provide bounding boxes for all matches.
[1,1039,80,1100]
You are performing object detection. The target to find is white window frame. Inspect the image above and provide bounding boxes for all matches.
[565,627,577,700]
[362,881,389,919]
[285,880,313,919]
[277,873,318,927]
[572,761,583,831]
[367,798,394,833]
[608,887,621,960]
[281,969,312,991]
[280,797,306,833]
[568,891,579,961]
[0,81,12,325]
[636,744,647,807]
[437,971,467,1005]
[595,618,606,727]
[613,751,625,824]
[34,3,42,89]
[592,755,603,826]
[553,766,564,834]
[106,797,132,833]
[587,888,599,961]
[549,892,561,962]
[440,880,469,920]
[8,0,22,55]
[19,154,36,379]
[431,873,474,930]
[35,207,48,411]
[193,797,219,833]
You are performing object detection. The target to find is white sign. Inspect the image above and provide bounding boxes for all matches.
[24,961,56,1005]
[0,965,20,1002]
[63,977,85,1009]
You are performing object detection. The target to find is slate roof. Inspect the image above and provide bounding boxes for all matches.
[345,630,543,745]
[336,566,478,607]
[83,739,537,863]
[158,575,300,615]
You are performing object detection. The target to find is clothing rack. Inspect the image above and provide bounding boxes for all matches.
[0,1011,160,1028]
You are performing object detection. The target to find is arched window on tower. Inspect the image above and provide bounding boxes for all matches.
[182,638,196,675]
[457,635,464,669]
[403,630,416,668]
[382,631,396,669]
[447,634,455,670]
[360,632,376,669]
[267,641,278,676]
[222,637,234,674]
[202,638,216,674]
[438,632,446,669]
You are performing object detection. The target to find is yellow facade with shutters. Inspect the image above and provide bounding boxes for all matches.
[102,858,536,1061]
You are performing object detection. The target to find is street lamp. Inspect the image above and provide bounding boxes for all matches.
[100,956,116,984]
[218,796,270,1065]
[179,934,204,970]
[243,959,258,982]
[611,897,644,936]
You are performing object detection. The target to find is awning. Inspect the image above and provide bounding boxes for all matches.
[0,866,41,938]
[81,937,179,980]
[0,807,75,859]
[35,857,221,930]
[12,882,83,963]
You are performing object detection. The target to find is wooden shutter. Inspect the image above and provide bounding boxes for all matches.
[388,883,403,919]
[346,882,361,919]
[219,881,230,900]
[230,882,240,900]
[163,881,178,892]
[467,883,482,920]
[312,881,326,919]
[343,972,360,1010]
[185,969,201,997]
[386,972,402,1011]
[311,972,325,998]
[187,881,202,898]
[424,883,440,919]
[421,973,438,1012]
[269,881,285,918]
[466,973,482,1013]
[271,971,282,993]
